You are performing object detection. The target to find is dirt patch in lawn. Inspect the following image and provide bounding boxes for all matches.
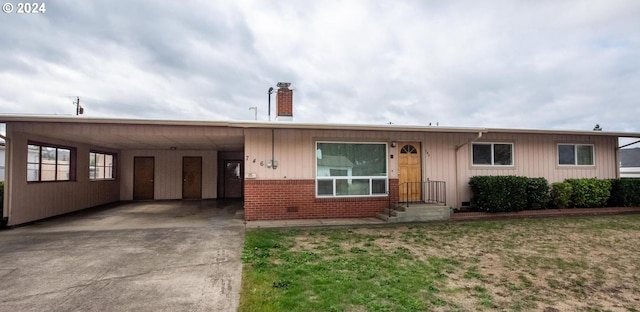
[357,219,640,311]
[242,216,640,311]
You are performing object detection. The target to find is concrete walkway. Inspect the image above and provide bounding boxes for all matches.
[245,207,640,229]
[0,200,245,312]
[245,217,385,229]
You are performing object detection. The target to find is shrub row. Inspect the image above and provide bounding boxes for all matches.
[470,176,640,212]
[609,179,640,207]
[469,176,550,212]
[550,179,612,208]
[550,182,572,209]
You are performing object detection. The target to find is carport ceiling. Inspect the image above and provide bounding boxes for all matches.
[16,122,245,151]
[100,133,245,151]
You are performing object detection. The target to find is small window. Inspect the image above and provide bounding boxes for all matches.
[558,144,594,166]
[472,143,513,166]
[90,151,116,180]
[27,142,75,182]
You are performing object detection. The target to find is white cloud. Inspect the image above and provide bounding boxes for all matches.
[0,0,639,132]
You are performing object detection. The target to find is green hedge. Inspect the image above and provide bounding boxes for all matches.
[527,178,551,210]
[470,176,639,212]
[550,182,572,208]
[565,178,611,208]
[469,176,549,212]
[609,179,640,207]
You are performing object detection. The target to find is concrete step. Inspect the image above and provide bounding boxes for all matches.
[376,213,398,223]
[381,208,405,217]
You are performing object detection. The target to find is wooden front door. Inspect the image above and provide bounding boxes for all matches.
[398,143,422,202]
[224,160,243,198]
[182,157,202,199]
[133,157,154,200]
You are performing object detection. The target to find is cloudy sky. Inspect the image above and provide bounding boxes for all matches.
[1,0,639,134]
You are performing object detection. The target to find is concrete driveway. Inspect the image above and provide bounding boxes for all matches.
[0,200,245,312]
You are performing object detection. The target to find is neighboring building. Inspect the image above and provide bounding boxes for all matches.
[620,147,640,178]
[0,142,5,181]
[2,83,640,226]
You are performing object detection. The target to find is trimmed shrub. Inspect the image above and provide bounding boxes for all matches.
[565,178,611,208]
[470,176,539,212]
[526,178,550,210]
[550,182,572,208]
[609,179,640,207]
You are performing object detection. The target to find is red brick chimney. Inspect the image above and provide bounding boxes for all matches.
[276,82,293,121]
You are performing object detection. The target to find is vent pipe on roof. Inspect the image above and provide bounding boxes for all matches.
[267,87,274,121]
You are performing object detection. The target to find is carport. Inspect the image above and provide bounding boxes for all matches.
[0,199,245,311]
[1,116,246,226]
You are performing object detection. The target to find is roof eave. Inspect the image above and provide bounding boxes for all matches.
[1,115,640,137]
[488,127,640,138]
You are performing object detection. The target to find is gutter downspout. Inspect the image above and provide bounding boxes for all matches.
[454,131,485,209]
[0,133,9,227]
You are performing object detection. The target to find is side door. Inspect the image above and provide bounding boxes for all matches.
[133,157,154,200]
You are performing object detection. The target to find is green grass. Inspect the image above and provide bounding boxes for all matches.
[239,215,640,311]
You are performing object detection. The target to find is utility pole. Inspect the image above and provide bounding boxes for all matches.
[75,97,84,115]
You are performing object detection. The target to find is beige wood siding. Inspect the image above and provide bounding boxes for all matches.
[245,129,619,208]
[120,150,218,200]
[244,128,472,206]
[244,128,398,180]
[6,128,120,226]
[455,133,618,204]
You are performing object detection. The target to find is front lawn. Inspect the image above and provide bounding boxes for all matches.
[239,215,640,311]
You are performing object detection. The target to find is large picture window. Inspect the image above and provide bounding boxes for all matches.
[90,151,115,180]
[558,144,594,166]
[472,143,513,166]
[316,142,388,197]
[27,143,75,182]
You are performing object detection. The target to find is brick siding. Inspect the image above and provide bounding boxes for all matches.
[244,179,399,220]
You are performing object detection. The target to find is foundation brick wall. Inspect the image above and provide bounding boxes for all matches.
[244,179,399,220]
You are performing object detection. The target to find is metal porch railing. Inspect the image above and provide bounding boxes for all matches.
[399,180,446,208]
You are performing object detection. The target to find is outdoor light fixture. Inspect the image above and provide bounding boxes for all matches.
[391,141,397,148]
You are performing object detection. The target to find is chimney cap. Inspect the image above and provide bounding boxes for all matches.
[277,82,291,89]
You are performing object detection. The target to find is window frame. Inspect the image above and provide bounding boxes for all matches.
[89,150,117,181]
[471,142,514,167]
[557,143,595,166]
[315,141,389,198]
[27,141,76,182]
